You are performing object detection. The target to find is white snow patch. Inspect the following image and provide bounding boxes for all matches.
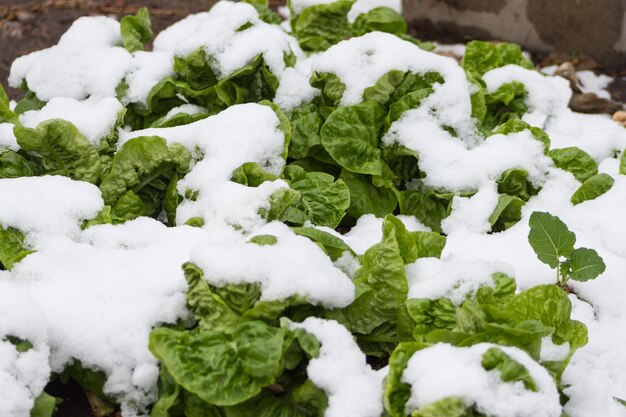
[0,123,18,150]
[290,318,385,417]
[190,222,354,308]
[19,97,123,145]
[402,343,562,417]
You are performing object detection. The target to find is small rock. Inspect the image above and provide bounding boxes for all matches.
[15,11,35,23]
[613,110,626,127]
[569,93,623,114]
[555,62,580,93]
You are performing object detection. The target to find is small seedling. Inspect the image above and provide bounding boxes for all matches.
[528,211,605,287]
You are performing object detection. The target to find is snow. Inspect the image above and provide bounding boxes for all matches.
[0,123,18,150]
[163,103,206,120]
[483,65,572,129]
[577,71,613,100]
[341,214,430,255]
[305,32,475,137]
[9,16,132,101]
[387,125,551,193]
[406,256,514,304]
[289,317,385,417]
[19,97,123,145]
[290,0,338,15]
[0,176,103,240]
[347,0,402,23]
[123,51,175,106]
[401,343,562,417]
[0,280,50,417]
[153,2,305,84]
[190,222,355,308]
[121,103,289,231]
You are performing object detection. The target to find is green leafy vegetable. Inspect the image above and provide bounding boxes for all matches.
[570,173,614,205]
[120,7,153,53]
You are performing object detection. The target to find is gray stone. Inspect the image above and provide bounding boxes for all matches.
[403,0,626,68]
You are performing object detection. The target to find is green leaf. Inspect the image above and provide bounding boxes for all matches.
[120,7,153,53]
[309,72,345,108]
[496,168,538,202]
[0,149,40,179]
[14,91,46,115]
[411,397,470,417]
[412,231,447,259]
[288,104,324,159]
[0,83,17,123]
[398,188,455,233]
[566,247,605,282]
[321,101,388,176]
[384,342,428,417]
[282,165,350,228]
[493,119,550,153]
[351,7,407,36]
[261,188,301,222]
[462,41,534,78]
[329,215,410,334]
[99,136,191,218]
[231,162,279,187]
[224,380,327,417]
[481,347,537,391]
[111,190,148,222]
[291,1,355,52]
[30,392,58,417]
[0,225,34,270]
[570,173,614,205]
[291,226,353,261]
[528,212,576,269]
[482,82,527,131]
[339,170,397,219]
[620,150,626,176]
[489,194,525,232]
[550,147,598,182]
[149,321,286,406]
[14,120,102,183]
[243,1,282,25]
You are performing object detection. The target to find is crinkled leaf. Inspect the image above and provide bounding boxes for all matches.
[497,168,538,202]
[99,136,191,218]
[321,101,388,176]
[30,392,58,417]
[14,120,102,183]
[462,41,534,78]
[0,149,40,179]
[0,225,34,270]
[411,397,470,417]
[291,1,354,52]
[384,342,428,417]
[351,7,407,36]
[493,118,550,153]
[570,173,614,205]
[339,170,397,219]
[120,7,153,52]
[398,188,455,233]
[481,347,537,391]
[289,104,324,159]
[282,165,350,228]
[231,162,279,187]
[149,321,286,406]
[0,83,17,123]
[528,212,576,268]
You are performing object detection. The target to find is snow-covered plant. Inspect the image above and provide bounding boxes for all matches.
[1,0,626,416]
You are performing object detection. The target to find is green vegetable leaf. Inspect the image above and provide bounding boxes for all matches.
[291,1,355,52]
[0,83,17,123]
[550,147,598,182]
[570,173,614,205]
[481,347,537,391]
[489,194,524,232]
[0,225,34,270]
[384,342,428,417]
[462,41,534,78]
[0,149,40,179]
[291,226,353,261]
[321,101,388,176]
[99,136,191,218]
[149,321,286,406]
[30,392,58,417]
[14,120,102,183]
[566,247,606,282]
[282,165,350,228]
[351,7,407,37]
[339,170,398,219]
[120,7,153,53]
[411,397,471,417]
[496,168,538,202]
[528,212,576,268]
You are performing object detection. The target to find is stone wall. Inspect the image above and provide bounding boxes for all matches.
[403,0,626,68]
